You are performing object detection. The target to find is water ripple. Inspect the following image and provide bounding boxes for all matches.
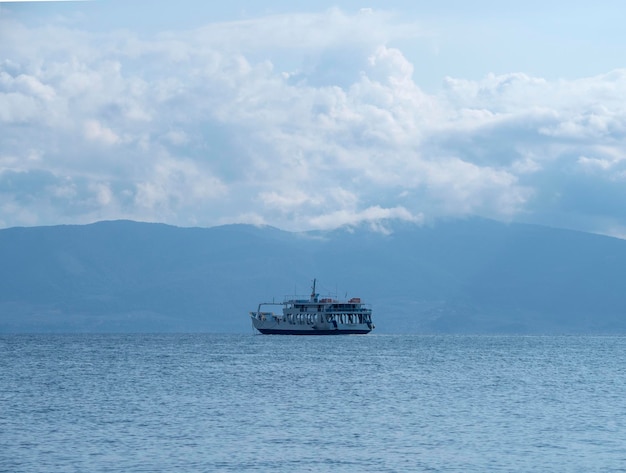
[2,334,626,472]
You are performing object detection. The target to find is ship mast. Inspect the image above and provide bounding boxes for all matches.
[310,278,318,302]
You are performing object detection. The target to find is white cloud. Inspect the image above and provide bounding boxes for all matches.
[0,92,39,123]
[1,7,626,235]
[83,119,120,145]
[90,182,113,206]
[184,8,418,54]
[577,156,613,172]
[308,205,423,232]
[260,189,320,211]
[163,130,189,146]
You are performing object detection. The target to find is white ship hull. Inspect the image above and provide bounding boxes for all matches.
[250,315,372,335]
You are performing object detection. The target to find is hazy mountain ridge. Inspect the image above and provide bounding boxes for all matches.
[1,219,625,334]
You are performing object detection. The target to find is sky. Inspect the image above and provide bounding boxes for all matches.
[2,1,626,236]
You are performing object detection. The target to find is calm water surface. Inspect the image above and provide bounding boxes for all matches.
[2,334,626,472]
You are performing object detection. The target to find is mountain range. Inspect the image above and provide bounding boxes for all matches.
[1,218,625,334]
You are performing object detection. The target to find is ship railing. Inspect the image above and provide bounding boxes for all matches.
[325,304,373,311]
[282,295,316,303]
[281,296,372,307]
[281,295,352,303]
[254,302,286,316]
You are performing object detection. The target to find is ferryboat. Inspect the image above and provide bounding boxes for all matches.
[249,279,374,335]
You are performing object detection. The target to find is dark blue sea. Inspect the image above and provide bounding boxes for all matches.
[2,334,626,472]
